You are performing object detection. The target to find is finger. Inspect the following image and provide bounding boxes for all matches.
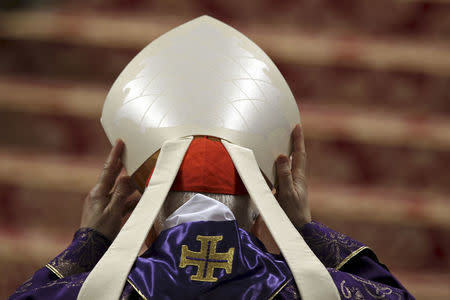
[291,124,307,184]
[122,191,141,216]
[97,140,124,196]
[276,155,294,197]
[110,165,127,192]
[108,175,134,213]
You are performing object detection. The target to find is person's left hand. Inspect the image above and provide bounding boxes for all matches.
[80,140,140,241]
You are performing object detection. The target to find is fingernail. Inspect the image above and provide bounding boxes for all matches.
[294,124,301,136]
[277,156,289,165]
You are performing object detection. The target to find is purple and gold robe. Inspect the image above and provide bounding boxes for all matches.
[9,219,414,299]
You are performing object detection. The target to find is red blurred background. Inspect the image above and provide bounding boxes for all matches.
[0,1,449,299]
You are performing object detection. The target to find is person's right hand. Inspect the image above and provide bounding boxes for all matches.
[275,124,312,228]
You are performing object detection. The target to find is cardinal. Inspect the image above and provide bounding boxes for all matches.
[9,126,414,299]
[9,16,415,300]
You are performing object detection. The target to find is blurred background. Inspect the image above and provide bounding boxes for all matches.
[0,0,449,299]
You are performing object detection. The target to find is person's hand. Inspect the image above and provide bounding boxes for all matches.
[80,140,140,241]
[275,124,311,228]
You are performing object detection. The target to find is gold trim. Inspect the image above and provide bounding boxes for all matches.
[268,247,371,300]
[47,263,147,300]
[336,246,370,270]
[267,278,291,300]
[46,260,294,300]
[45,264,64,279]
[127,278,148,300]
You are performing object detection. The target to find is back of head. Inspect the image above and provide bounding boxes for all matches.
[146,136,258,234]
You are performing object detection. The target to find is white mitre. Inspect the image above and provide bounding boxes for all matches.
[78,16,339,300]
[101,15,299,185]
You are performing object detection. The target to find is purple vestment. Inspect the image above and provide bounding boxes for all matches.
[9,221,415,299]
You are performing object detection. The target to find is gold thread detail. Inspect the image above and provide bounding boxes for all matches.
[45,264,64,279]
[126,278,148,300]
[267,278,291,300]
[336,246,370,270]
[47,263,147,299]
[179,235,234,282]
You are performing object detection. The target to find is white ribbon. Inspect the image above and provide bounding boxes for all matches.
[77,136,193,300]
[222,140,340,300]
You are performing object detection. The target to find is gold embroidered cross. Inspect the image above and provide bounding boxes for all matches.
[179,235,234,282]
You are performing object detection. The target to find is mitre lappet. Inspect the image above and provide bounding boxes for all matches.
[78,16,340,300]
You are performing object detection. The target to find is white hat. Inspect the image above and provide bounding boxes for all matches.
[101,15,299,185]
